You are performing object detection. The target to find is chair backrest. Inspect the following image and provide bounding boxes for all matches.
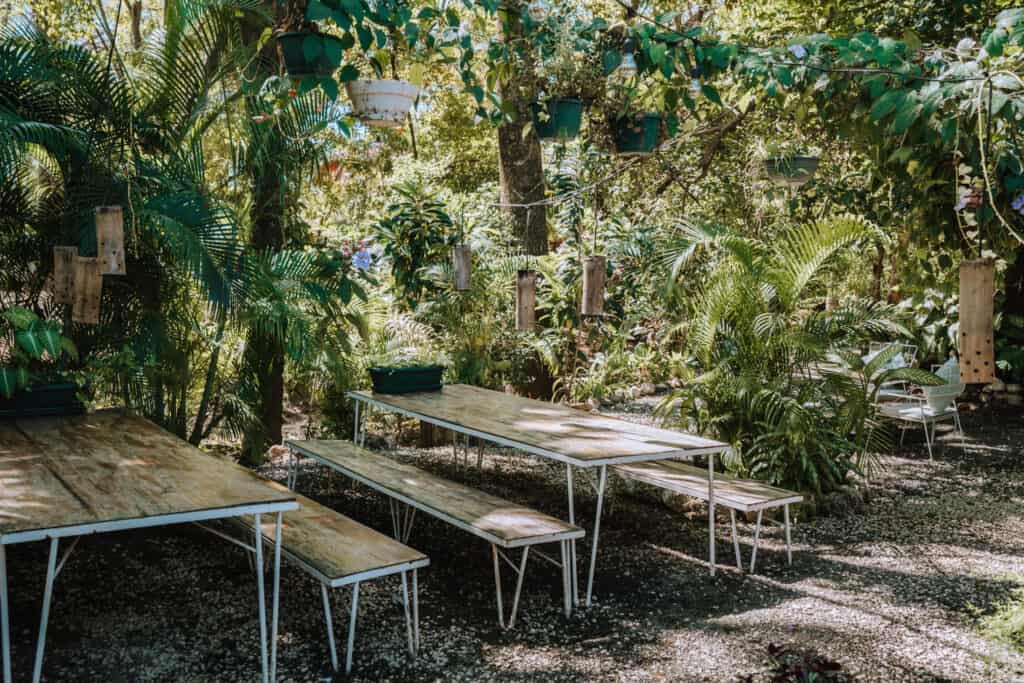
[869,341,918,364]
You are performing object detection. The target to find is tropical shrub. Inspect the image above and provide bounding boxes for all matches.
[659,216,914,496]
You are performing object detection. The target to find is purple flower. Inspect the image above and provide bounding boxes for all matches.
[1012,193,1024,214]
[954,191,969,211]
[352,248,372,271]
[788,44,808,59]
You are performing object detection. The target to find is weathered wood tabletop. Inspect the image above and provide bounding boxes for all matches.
[348,384,729,466]
[0,410,297,544]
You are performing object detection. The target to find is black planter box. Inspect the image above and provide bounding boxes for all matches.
[0,382,85,420]
[368,366,444,394]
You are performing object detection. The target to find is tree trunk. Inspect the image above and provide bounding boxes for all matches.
[871,244,885,301]
[238,1,294,464]
[496,1,547,256]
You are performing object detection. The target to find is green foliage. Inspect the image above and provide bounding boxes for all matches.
[659,216,910,496]
[0,307,77,398]
[374,181,454,309]
[979,580,1024,654]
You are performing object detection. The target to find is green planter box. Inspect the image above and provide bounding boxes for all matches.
[369,366,445,394]
[0,382,85,420]
[531,98,584,141]
[278,32,343,78]
[613,113,661,156]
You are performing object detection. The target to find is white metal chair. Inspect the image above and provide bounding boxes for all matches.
[867,342,919,401]
[877,359,965,460]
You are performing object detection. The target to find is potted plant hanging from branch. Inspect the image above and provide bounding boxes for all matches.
[283,0,461,112]
[591,69,664,157]
[760,141,821,188]
[367,345,448,394]
[0,307,83,419]
[528,15,605,142]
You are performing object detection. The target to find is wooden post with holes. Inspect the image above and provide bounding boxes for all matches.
[72,256,103,324]
[516,269,536,331]
[95,205,126,275]
[52,246,77,305]
[453,245,472,291]
[581,255,605,316]
[959,258,996,383]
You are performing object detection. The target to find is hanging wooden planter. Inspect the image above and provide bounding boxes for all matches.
[95,205,126,275]
[959,257,996,383]
[516,269,537,331]
[453,244,472,291]
[52,246,78,305]
[581,256,606,316]
[72,256,103,325]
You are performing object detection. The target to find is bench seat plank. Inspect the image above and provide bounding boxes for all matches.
[614,461,803,512]
[287,440,583,548]
[243,483,428,587]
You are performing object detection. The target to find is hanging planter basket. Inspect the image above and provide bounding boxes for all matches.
[581,256,606,316]
[95,205,126,275]
[763,155,820,188]
[345,80,419,128]
[530,98,584,141]
[612,113,662,157]
[516,270,537,331]
[452,244,472,291]
[278,32,344,79]
[959,258,996,383]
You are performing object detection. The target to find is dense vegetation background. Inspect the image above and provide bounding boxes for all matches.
[1,0,1022,500]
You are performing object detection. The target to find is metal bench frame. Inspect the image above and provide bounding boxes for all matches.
[199,515,427,676]
[613,463,803,573]
[286,443,583,629]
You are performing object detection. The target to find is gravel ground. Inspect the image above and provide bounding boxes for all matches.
[5,401,1024,682]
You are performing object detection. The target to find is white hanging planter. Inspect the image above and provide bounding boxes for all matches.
[345,80,419,128]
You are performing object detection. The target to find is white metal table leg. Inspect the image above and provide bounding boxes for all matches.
[320,585,339,671]
[923,418,934,460]
[507,547,530,629]
[0,544,9,683]
[345,583,359,675]
[749,510,763,573]
[784,504,793,565]
[31,538,59,683]
[565,465,578,607]
[584,465,607,607]
[253,513,269,683]
[491,545,504,627]
[729,510,742,570]
[353,401,361,445]
[708,452,716,575]
[560,540,571,618]
[270,512,283,682]
[412,569,420,652]
[401,571,414,656]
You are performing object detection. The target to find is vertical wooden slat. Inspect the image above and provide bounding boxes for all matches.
[95,205,126,275]
[52,246,78,305]
[72,256,103,324]
[452,245,472,291]
[581,256,605,316]
[516,270,536,331]
[959,257,995,383]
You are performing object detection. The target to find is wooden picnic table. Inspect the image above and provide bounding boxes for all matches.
[0,410,297,683]
[347,384,732,607]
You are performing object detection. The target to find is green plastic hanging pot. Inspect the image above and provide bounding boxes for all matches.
[530,98,584,141]
[278,32,343,78]
[763,155,820,188]
[612,113,662,156]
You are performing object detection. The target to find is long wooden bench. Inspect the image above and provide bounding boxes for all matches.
[215,484,428,676]
[285,439,584,629]
[613,460,803,572]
